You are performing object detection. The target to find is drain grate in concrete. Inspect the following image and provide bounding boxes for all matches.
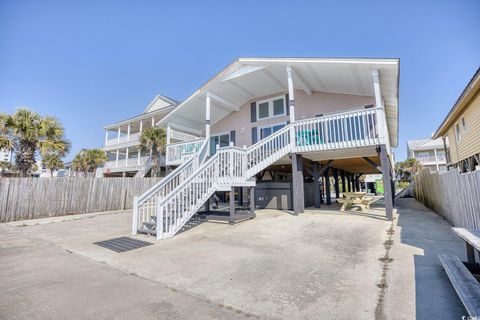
[94,237,153,253]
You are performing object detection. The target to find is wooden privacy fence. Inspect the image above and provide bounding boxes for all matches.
[0,177,162,222]
[414,169,480,229]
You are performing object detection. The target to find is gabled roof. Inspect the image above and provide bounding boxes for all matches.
[408,138,443,152]
[158,57,400,147]
[433,67,480,138]
[144,95,179,113]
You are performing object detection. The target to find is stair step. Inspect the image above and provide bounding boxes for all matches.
[137,228,157,236]
[143,221,156,229]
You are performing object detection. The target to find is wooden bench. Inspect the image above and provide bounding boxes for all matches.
[439,227,480,316]
[439,254,480,316]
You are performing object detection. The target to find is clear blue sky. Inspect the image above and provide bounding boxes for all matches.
[1,0,479,161]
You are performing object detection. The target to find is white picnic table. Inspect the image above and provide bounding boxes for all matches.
[337,192,374,213]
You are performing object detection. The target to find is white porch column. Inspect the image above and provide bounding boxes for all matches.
[166,126,171,144]
[286,66,295,123]
[139,119,143,133]
[286,66,296,148]
[151,116,155,127]
[105,131,108,145]
[127,123,131,141]
[125,148,129,166]
[137,149,141,165]
[205,93,211,140]
[115,149,119,167]
[372,70,389,147]
[117,127,121,143]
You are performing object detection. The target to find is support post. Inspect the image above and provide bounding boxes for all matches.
[333,168,340,199]
[105,131,108,145]
[229,187,235,224]
[341,170,346,193]
[378,145,394,220]
[250,187,255,214]
[127,123,131,141]
[313,162,320,208]
[117,127,121,143]
[139,119,143,133]
[205,93,211,141]
[291,154,304,214]
[324,167,331,205]
[320,177,324,204]
[125,147,129,166]
[166,126,171,145]
[115,149,119,167]
[238,187,243,206]
[151,116,155,127]
[137,149,141,165]
[355,175,361,192]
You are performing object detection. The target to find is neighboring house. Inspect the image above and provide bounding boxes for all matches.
[407,138,447,172]
[0,149,13,163]
[433,67,480,172]
[102,95,198,177]
[131,57,400,239]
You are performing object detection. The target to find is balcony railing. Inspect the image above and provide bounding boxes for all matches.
[103,156,163,171]
[105,132,141,146]
[165,138,205,165]
[416,155,446,163]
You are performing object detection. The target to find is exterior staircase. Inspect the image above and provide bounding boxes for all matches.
[133,107,386,239]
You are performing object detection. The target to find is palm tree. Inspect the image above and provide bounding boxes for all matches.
[0,108,69,177]
[72,149,107,177]
[42,154,64,177]
[140,127,166,177]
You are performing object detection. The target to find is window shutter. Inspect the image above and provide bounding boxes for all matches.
[286,94,289,116]
[230,130,236,145]
[251,102,257,123]
[252,127,258,144]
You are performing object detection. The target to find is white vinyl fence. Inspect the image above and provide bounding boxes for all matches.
[414,169,480,229]
[0,177,162,222]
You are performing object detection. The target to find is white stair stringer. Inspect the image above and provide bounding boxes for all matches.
[152,125,293,239]
[133,139,209,234]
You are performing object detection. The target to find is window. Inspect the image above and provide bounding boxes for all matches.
[258,122,286,140]
[461,117,467,132]
[209,133,230,155]
[455,123,461,141]
[256,96,286,120]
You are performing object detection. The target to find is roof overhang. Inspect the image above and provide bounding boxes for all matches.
[433,68,480,139]
[159,57,400,147]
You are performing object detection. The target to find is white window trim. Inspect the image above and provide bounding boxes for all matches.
[257,121,287,141]
[461,117,467,132]
[455,122,462,141]
[256,95,286,121]
[210,131,231,147]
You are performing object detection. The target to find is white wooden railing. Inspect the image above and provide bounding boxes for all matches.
[133,107,387,239]
[166,138,205,165]
[150,125,293,239]
[293,107,383,152]
[132,139,209,233]
[416,155,446,163]
[134,156,152,177]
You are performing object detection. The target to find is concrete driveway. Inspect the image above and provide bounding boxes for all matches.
[0,199,467,319]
